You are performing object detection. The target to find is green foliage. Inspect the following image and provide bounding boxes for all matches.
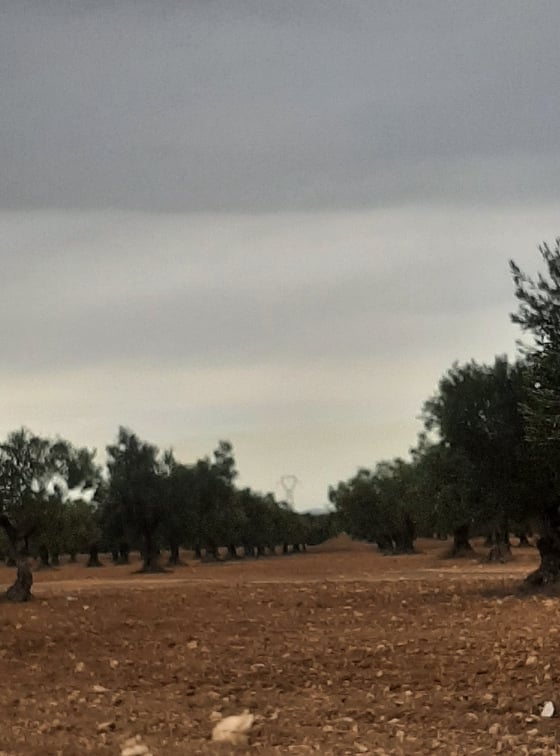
[509,239,560,544]
[329,459,417,553]
[421,357,530,538]
[105,428,168,567]
[0,428,99,558]
[511,240,560,454]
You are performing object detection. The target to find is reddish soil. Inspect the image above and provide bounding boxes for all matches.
[1,537,559,755]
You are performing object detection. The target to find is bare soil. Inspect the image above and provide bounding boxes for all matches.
[1,537,560,755]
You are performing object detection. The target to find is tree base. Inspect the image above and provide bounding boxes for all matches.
[445,526,475,559]
[167,557,188,567]
[445,543,475,559]
[4,560,33,602]
[135,564,169,574]
[486,543,513,563]
[522,535,560,590]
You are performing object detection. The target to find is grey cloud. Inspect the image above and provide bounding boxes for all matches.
[2,1,560,213]
[0,215,522,373]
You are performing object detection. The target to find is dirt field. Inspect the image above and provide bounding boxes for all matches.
[1,537,560,755]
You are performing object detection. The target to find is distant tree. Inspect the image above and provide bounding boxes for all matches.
[301,511,339,546]
[106,427,168,573]
[162,456,197,565]
[412,438,481,556]
[63,499,99,562]
[0,428,98,599]
[329,459,417,554]
[422,357,528,561]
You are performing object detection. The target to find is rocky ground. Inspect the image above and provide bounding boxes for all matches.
[1,537,560,754]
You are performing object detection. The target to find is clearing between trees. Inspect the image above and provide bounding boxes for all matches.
[1,536,559,755]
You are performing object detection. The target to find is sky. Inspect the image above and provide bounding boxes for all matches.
[2,1,560,509]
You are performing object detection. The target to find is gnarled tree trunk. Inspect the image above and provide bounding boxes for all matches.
[86,543,103,567]
[1,516,33,602]
[118,542,130,564]
[525,535,560,586]
[6,557,33,602]
[139,531,166,573]
[37,544,51,569]
[486,523,512,563]
[168,542,184,566]
[448,524,474,558]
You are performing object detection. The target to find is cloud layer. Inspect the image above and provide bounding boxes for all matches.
[2,2,560,506]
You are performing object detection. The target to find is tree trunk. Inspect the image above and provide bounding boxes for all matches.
[204,543,220,561]
[486,542,513,562]
[448,524,474,558]
[517,533,532,547]
[194,544,202,560]
[37,544,51,569]
[139,531,166,573]
[525,535,560,586]
[376,535,395,554]
[393,516,416,554]
[69,551,77,563]
[168,542,184,566]
[486,526,512,563]
[51,551,60,567]
[227,544,239,560]
[5,557,33,602]
[118,542,130,564]
[86,543,103,567]
[0,518,33,602]
[111,549,120,564]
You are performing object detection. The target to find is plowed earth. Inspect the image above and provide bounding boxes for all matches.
[1,537,560,755]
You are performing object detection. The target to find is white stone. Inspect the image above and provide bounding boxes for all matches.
[211,711,255,745]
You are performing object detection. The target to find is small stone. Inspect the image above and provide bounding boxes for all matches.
[489,723,501,736]
[541,701,555,718]
[75,662,85,673]
[92,684,109,693]
[525,654,538,667]
[121,746,150,756]
[97,720,115,733]
[121,736,152,756]
[212,711,254,745]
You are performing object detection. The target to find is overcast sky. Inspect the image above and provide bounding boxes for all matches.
[2,1,559,508]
